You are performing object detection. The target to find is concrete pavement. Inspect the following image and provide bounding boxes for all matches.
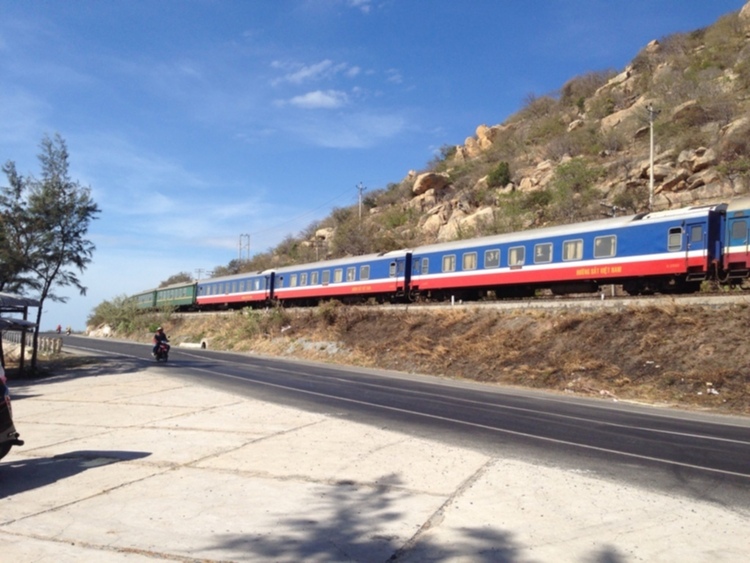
[1,358,748,562]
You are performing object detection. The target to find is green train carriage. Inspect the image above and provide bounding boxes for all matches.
[132,288,157,310]
[154,281,198,310]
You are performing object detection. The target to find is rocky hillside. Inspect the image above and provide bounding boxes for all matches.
[227,2,750,275]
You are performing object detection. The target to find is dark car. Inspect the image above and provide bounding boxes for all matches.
[0,366,23,461]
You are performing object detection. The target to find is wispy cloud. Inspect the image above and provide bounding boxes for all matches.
[271,59,354,85]
[386,68,403,84]
[283,89,349,109]
[0,90,49,148]
[347,0,373,14]
[286,111,406,149]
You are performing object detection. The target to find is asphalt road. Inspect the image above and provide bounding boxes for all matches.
[60,333,750,509]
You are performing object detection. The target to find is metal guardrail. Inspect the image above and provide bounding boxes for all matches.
[1,331,64,354]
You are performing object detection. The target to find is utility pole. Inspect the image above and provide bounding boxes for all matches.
[647,104,659,212]
[356,182,367,221]
[239,234,251,262]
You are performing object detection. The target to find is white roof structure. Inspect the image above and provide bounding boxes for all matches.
[0,293,39,331]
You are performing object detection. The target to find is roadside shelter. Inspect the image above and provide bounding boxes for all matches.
[0,293,40,372]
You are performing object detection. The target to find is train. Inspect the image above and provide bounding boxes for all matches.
[132,197,750,311]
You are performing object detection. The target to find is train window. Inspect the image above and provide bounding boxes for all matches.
[290,274,298,287]
[300,273,308,286]
[442,255,456,273]
[422,257,429,274]
[484,249,500,268]
[668,227,683,251]
[360,265,370,280]
[311,271,319,285]
[232,282,237,293]
[534,243,552,264]
[690,225,702,244]
[253,280,260,291]
[563,239,583,261]
[334,269,343,283]
[322,270,330,285]
[346,267,356,281]
[594,236,616,258]
[462,252,477,271]
[731,220,747,242]
[412,260,421,275]
[508,246,525,266]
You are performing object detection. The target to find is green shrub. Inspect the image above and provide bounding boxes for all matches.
[487,161,511,188]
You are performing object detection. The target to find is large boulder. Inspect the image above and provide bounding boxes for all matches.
[671,100,707,124]
[600,95,650,131]
[412,172,451,196]
[677,148,717,173]
[315,227,335,241]
[740,1,750,27]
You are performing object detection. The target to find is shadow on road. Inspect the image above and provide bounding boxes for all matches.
[0,449,151,498]
[206,474,526,562]
[6,355,149,402]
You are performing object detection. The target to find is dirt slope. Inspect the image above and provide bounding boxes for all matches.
[155,301,750,416]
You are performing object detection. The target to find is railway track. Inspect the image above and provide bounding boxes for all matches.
[171,290,750,318]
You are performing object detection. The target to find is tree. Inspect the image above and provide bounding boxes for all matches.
[0,163,35,294]
[159,272,193,287]
[1,134,100,370]
[548,158,604,223]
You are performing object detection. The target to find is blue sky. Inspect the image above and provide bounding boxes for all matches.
[1,0,746,330]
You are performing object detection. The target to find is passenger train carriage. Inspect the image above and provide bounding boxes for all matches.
[266,250,411,306]
[196,270,271,308]
[722,197,750,279]
[133,281,198,310]
[130,198,750,311]
[408,203,725,299]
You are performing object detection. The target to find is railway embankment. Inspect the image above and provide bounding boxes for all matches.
[108,297,750,416]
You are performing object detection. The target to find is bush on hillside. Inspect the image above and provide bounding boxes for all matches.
[487,161,511,188]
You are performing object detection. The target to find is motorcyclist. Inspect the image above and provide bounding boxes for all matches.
[152,327,170,357]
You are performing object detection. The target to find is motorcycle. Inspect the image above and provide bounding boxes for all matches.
[0,367,23,461]
[153,341,170,362]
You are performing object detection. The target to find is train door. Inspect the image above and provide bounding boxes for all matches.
[389,254,412,294]
[726,214,750,273]
[265,272,276,301]
[685,220,708,276]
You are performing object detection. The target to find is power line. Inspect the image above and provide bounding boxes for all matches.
[238,234,250,262]
[356,181,367,221]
